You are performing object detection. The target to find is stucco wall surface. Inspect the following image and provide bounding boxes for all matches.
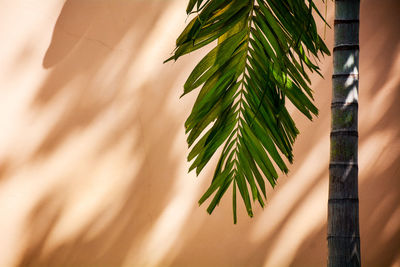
[0,0,399,266]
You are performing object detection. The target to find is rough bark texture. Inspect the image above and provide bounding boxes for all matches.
[328,0,361,266]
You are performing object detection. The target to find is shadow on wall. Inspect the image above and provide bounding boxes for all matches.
[0,0,397,266]
[8,0,205,266]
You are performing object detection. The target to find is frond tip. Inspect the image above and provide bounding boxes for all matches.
[166,0,329,223]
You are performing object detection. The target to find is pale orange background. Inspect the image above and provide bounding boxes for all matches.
[0,0,398,266]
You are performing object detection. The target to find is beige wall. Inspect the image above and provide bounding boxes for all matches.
[0,0,398,266]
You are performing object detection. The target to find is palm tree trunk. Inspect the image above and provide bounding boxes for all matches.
[328,0,361,266]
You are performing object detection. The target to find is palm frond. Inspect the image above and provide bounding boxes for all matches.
[166,0,329,223]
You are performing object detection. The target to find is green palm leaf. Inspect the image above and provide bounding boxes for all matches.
[166,0,329,223]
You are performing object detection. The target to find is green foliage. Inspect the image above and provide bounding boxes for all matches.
[166,0,330,223]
